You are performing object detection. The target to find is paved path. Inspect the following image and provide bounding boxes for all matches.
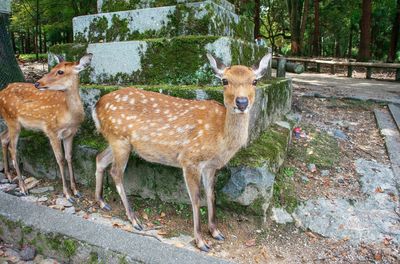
[275,70,400,104]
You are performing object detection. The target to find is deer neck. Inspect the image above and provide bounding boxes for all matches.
[64,76,84,121]
[222,110,250,152]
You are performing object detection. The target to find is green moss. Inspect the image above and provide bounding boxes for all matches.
[62,239,78,258]
[22,226,33,234]
[48,43,88,63]
[88,251,99,264]
[118,255,128,264]
[273,167,298,213]
[230,125,290,169]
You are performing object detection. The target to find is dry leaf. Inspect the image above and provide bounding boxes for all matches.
[245,239,256,247]
[146,222,154,228]
[25,179,40,190]
[158,230,168,236]
[174,242,185,248]
[160,212,166,218]
[142,212,149,221]
[305,231,317,239]
[121,225,133,232]
[112,221,124,227]
[83,213,90,220]
[383,237,392,246]
[375,186,384,193]
[374,252,382,261]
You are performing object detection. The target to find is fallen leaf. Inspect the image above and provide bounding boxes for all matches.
[383,237,392,246]
[245,239,256,247]
[25,178,40,190]
[174,242,185,248]
[342,236,350,241]
[112,221,124,227]
[142,212,149,221]
[82,213,90,220]
[160,212,166,218]
[146,222,154,228]
[157,230,168,236]
[121,225,133,232]
[305,231,317,239]
[102,214,112,219]
[374,252,382,261]
[375,186,384,193]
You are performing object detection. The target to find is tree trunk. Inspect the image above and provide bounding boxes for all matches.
[348,25,353,58]
[288,0,303,55]
[254,0,261,39]
[358,0,372,61]
[388,0,400,62]
[300,0,309,54]
[312,0,320,57]
[335,37,341,57]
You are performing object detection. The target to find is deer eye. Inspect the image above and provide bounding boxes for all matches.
[222,79,228,85]
[252,80,257,86]
[57,70,64,75]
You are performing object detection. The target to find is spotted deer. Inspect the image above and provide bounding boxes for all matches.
[0,54,93,201]
[92,52,272,251]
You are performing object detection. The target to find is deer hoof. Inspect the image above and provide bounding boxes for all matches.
[198,244,210,252]
[133,223,144,231]
[67,197,75,204]
[101,203,112,211]
[74,192,83,199]
[213,233,225,241]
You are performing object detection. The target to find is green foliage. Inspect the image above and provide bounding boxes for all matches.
[19,53,47,61]
[273,166,298,213]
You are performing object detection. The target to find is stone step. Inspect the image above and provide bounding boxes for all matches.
[49,36,267,85]
[388,103,400,131]
[374,109,400,178]
[97,0,236,13]
[73,0,253,43]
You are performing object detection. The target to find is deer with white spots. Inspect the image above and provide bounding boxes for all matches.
[93,52,272,251]
[0,54,93,201]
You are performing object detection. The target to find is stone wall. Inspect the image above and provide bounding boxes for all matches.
[0,0,10,14]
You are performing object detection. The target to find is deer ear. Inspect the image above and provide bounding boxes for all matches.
[206,53,225,79]
[54,54,64,64]
[253,53,272,80]
[75,53,93,72]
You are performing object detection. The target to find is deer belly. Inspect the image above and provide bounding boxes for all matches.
[133,143,180,167]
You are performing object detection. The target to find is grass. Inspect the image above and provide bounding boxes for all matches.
[18,53,47,62]
[273,166,298,213]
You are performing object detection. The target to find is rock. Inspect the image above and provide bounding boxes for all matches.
[307,163,317,172]
[4,248,20,262]
[0,172,5,181]
[0,183,17,192]
[333,129,349,141]
[337,178,345,184]
[20,246,35,261]
[0,179,9,184]
[29,186,54,194]
[64,206,76,214]
[301,176,309,184]
[55,198,73,207]
[20,196,39,203]
[38,258,60,264]
[321,170,330,177]
[37,196,48,202]
[271,207,293,224]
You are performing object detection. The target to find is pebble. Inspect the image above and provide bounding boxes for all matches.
[301,176,310,184]
[64,206,76,214]
[0,172,5,181]
[333,129,349,141]
[337,178,345,184]
[38,196,48,202]
[0,179,9,184]
[30,186,54,194]
[55,198,73,207]
[20,196,39,203]
[307,163,317,172]
[20,246,36,261]
[321,170,330,177]
[5,248,20,262]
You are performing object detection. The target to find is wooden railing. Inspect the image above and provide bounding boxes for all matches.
[275,57,400,81]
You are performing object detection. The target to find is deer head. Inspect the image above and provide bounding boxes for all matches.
[35,54,93,91]
[207,53,272,114]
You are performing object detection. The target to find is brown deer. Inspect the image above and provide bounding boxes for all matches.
[0,54,93,202]
[92,52,271,251]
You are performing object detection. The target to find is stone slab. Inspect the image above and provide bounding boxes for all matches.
[0,191,232,263]
[388,103,400,131]
[0,0,10,14]
[74,1,252,43]
[374,109,400,179]
[49,37,267,85]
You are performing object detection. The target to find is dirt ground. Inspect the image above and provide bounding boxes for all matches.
[0,63,399,263]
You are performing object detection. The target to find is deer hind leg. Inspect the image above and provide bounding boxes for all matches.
[183,165,210,252]
[109,140,143,230]
[202,167,225,241]
[63,135,81,198]
[8,126,28,195]
[48,135,73,202]
[0,129,12,182]
[95,146,113,211]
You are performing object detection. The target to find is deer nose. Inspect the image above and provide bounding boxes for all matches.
[235,97,249,111]
[34,82,40,88]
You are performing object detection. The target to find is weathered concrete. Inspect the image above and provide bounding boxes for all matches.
[0,0,10,14]
[293,159,400,244]
[74,1,252,43]
[0,191,232,263]
[375,109,400,180]
[388,104,400,131]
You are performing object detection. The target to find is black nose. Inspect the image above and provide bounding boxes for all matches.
[34,82,40,88]
[235,97,249,111]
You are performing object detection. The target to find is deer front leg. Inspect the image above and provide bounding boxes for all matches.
[110,141,143,231]
[8,127,28,195]
[63,135,82,198]
[183,165,209,252]
[202,167,225,241]
[0,130,12,182]
[48,135,73,202]
[95,146,113,211]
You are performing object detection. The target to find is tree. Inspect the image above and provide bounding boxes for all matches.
[312,0,320,57]
[254,0,261,39]
[388,0,400,62]
[358,0,372,61]
[287,0,303,55]
[299,0,309,53]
